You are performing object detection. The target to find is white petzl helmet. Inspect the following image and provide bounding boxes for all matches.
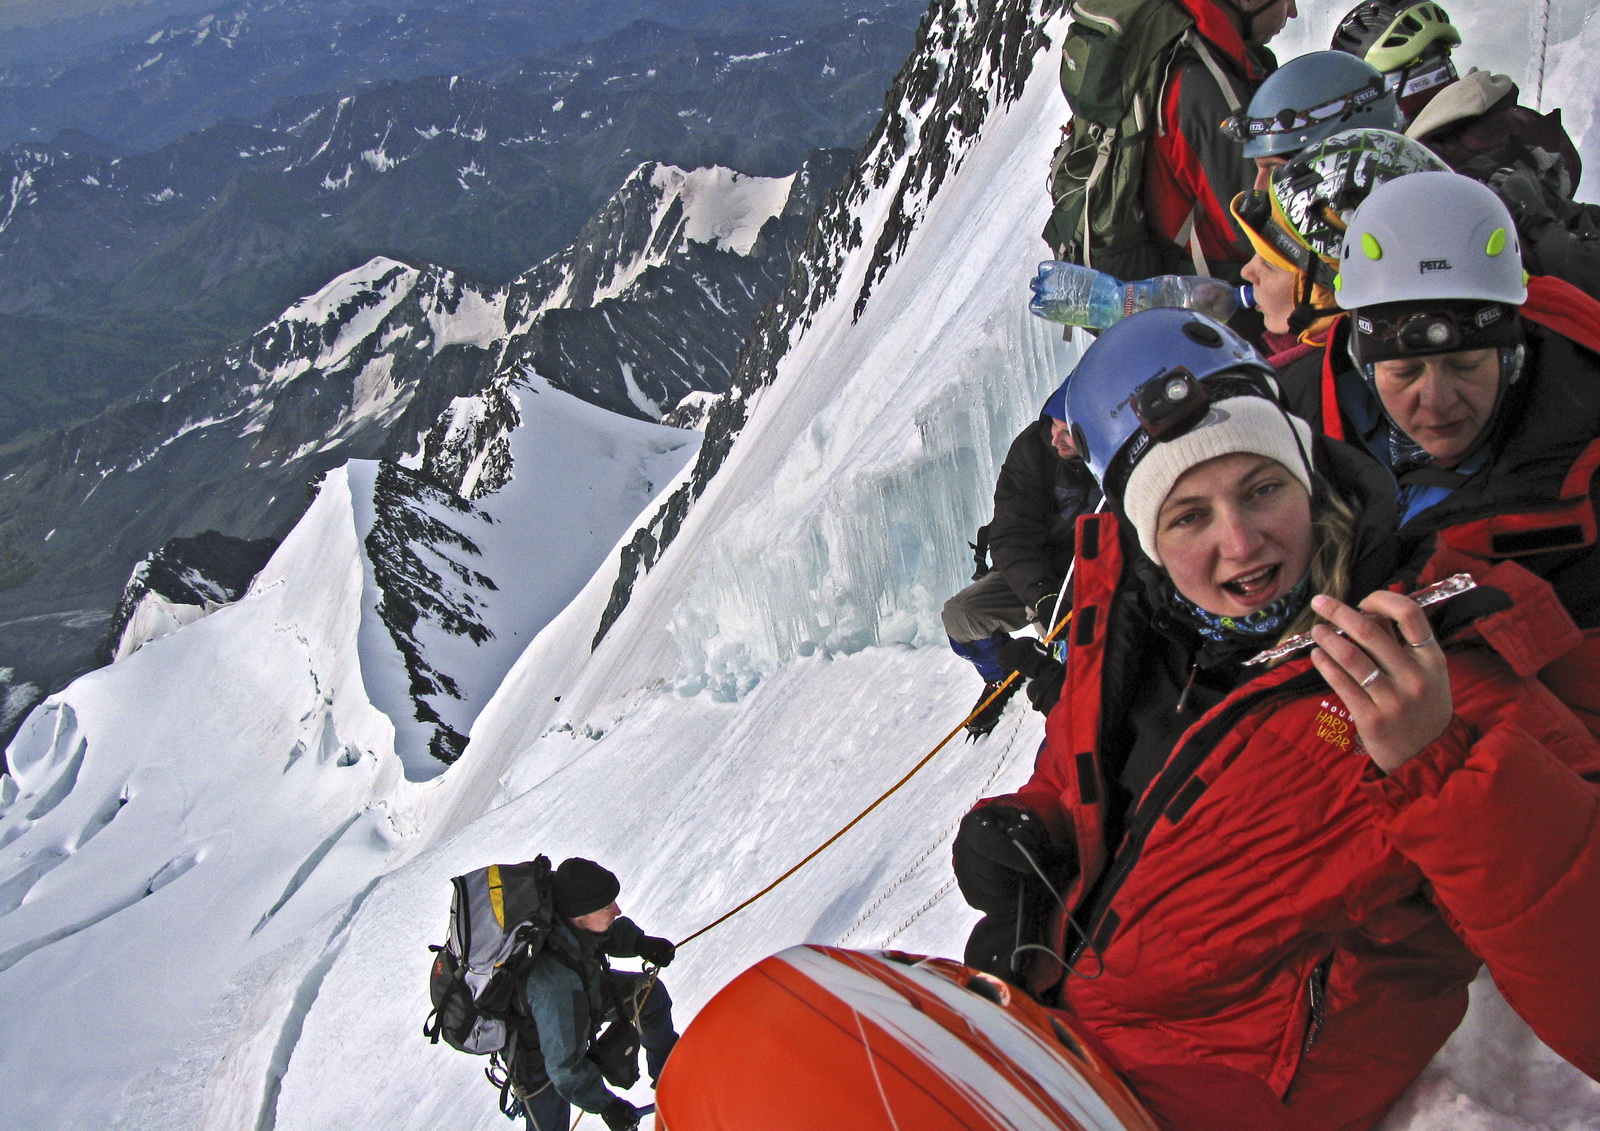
[1335,170,1527,309]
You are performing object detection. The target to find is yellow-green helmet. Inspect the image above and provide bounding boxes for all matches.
[1331,1,1462,75]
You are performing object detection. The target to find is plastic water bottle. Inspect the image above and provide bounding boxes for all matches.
[1028,261,1254,330]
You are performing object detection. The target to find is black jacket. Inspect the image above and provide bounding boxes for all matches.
[985,418,1101,612]
[520,916,650,1112]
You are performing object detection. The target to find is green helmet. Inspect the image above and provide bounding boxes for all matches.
[1331,1,1461,75]
[1267,128,1449,264]
[1225,51,1401,161]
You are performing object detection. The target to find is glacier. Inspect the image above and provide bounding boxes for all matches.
[1,0,1599,1129]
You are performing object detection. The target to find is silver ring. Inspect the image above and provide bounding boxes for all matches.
[1406,635,1435,649]
[1358,669,1381,689]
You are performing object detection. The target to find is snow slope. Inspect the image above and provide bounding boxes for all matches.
[291,4,1597,1131]
[2,2,1598,1129]
[0,383,696,1127]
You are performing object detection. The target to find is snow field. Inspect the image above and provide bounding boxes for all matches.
[0,466,411,1130]
[275,644,1046,1131]
[0,386,700,1126]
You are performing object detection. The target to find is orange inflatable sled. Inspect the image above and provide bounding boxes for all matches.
[655,945,1160,1130]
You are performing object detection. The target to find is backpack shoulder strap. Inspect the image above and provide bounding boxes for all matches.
[1180,29,1244,115]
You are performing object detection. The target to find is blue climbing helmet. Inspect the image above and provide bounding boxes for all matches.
[1224,51,1401,160]
[1066,310,1317,564]
[1042,375,1070,424]
[1065,308,1278,490]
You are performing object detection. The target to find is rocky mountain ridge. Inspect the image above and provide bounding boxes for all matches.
[0,153,841,751]
[591,0,1062,645]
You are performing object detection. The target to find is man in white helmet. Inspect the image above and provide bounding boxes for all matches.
[1326,169,1600,723]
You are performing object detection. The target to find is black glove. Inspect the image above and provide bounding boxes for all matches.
[953,805,1053,916]
[1490,167,1559,234]
[637,935,676,967]
[1029,591,1061,626]
[601,1097,643,1131]
[957,804,1050,872]
[997,637,1066,715]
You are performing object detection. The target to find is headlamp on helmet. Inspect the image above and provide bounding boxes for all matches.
[1351,300,1520,364]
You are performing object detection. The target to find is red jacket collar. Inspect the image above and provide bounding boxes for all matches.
[1170,0,1256,71]
[1523,274,1600,354]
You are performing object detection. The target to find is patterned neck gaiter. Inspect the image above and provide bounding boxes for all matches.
[1171,576,1312,645]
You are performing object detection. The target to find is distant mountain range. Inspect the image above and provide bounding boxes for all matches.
[0,148,848,747]
[0,0,918,149]
[0,2,922,453]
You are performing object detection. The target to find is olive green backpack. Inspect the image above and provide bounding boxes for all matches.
[1042,0,1243,281]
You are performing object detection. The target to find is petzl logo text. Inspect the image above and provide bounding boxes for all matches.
[1420,258,1452,273]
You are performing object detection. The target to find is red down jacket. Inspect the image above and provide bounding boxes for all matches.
[980,516,1600,1131]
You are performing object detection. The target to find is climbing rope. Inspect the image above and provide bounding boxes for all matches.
[574,528,1094,1125]
[672,608,1072,950]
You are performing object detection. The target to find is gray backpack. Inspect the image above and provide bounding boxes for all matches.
[424,857,557,1055]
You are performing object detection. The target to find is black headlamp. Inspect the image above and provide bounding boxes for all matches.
[1351,300,1522,364]
[1222,78,1389,145]
[1397,312,1461,352]
[1133,367,1211,441]
[1102,369,1278,503]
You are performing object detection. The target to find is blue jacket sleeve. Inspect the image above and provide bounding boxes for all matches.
[522,958,615,1113]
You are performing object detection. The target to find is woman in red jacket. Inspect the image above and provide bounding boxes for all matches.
[954,307,1600,1130]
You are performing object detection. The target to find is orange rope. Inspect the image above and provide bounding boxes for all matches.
[673,610,1072,949]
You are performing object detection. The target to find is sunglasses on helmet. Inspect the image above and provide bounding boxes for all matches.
[1222,78,1389,144]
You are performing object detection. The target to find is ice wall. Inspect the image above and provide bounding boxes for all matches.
[672,310,1071,700]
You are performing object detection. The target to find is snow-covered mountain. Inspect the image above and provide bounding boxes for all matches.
[101,530,279,664]
[2,1,1598,1129]
[0,152,837,750]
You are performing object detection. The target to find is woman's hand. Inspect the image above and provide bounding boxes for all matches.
[1307,590,1453,774]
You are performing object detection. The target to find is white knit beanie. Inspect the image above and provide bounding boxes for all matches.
[1121,396,1315,565]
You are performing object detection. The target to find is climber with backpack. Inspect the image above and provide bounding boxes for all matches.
[424,856,679,1131]
[1042,0,1297,287]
